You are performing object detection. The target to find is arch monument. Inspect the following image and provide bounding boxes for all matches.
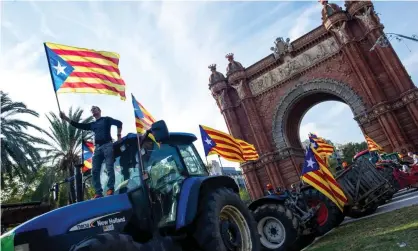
[206,0,418,199]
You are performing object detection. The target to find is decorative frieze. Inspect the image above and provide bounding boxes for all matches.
[249,37,340,96]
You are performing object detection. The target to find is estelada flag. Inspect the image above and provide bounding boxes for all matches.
[131,94,159,145]
[301,145,347,212]
[82,140,95,173]
[309,133,334,156]
[44,42,126,100]
[365,135,384,153]
[199,125,259,163]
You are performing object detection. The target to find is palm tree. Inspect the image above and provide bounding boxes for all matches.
[44,107,93,204]
[1,91,48,186]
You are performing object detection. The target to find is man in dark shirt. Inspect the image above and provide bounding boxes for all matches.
[60,106,123,199]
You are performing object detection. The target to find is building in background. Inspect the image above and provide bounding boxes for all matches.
[209,160,246,189]
[210,160,223,175]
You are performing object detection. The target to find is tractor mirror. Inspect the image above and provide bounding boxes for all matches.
[150,120,169,143]
[52,183,59,201]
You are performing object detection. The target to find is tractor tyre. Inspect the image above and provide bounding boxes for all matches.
[69,233,142,251]
[253,204,299,251]
[347,203,378,219]
[302,188,341,236]
[334,210,345,226]
[192,187,261,251]
[288,233,316,251]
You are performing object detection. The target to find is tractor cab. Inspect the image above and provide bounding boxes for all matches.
[94,123,209,230]
[353,149,380,164]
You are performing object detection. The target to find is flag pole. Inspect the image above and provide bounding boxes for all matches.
[43,43,62,113]
[204,156,211,175]
[81,132,85,166]
[217,155,225,175]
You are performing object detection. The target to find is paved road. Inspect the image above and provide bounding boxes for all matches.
[342,188,418,225]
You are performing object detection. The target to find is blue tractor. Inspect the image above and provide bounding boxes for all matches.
[248,184,320,251]
[1,120,261,251]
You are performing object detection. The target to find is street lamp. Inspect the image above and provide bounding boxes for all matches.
[370,33,418,51]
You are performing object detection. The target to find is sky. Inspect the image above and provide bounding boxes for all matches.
[1,0,418,169]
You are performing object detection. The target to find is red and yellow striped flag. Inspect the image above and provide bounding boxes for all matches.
[44,42,126,100]
[131,94,158,145]
[365,135,384,153]
[82,140,95,173]
[301,144,348,212]
[309,133,334,156]
[199,125,259,163]
[237,139,259,161]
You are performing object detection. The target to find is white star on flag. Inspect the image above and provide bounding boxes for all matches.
[53,61,67,76]
[204,138,212,145]
[306,158,316,169]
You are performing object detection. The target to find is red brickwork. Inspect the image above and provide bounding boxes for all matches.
[207,0,418,199]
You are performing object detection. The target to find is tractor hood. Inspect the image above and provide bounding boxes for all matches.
[6,193,131,238]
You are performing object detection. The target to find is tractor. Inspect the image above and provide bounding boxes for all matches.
[247,184,319,251]
[246,156,393,251]
[0,120,261,251]
[353,149,418,198]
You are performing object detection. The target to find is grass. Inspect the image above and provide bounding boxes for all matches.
[304,205,418,251]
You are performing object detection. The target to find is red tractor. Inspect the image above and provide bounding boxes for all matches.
[353,150,418,200]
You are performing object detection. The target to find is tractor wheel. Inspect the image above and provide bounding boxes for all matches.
[69,233,142,251]
[192,188,260,251]
[288,233,316,251]
[302,188,341,236]
[347,203,378,219]
[253,204,299,251]
[334,210,345,226]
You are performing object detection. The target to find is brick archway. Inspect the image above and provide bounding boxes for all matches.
[272,78,367,152]
[207,0,418,199]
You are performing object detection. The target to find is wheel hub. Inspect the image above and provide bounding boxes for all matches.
[264,220,284,243]
[220,220,242,250]
[257,216,286,249]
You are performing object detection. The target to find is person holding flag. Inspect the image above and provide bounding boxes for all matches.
[60,105,123,198]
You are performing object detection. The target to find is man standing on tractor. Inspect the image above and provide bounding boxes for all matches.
[60,106,123,199]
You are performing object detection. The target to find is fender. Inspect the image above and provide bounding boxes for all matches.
[13,193,132,237]
[247,194,288,212]
[176,176,239,230]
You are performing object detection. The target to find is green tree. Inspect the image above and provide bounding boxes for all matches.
[1,91,48,186]
[327,157,338,176]
[1,166,56,204]
[239,188,251,204]
[341,141,368,164]
[43,107,93,204]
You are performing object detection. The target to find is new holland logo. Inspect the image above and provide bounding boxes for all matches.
[69,212,123,232]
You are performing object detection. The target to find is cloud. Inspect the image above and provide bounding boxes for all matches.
[403,51,418,73]
[299,122,332,142]
[288,3,322,40]
[323,102,350,120]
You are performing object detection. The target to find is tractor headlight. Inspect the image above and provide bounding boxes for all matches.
[15,244,30,251]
